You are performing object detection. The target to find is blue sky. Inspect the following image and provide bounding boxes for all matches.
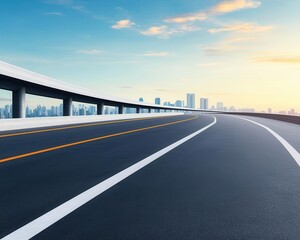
[1,0,300,111]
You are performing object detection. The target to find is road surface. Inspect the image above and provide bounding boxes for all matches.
[0,114,299,239]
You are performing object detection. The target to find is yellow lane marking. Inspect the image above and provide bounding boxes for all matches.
[0,115,174,139]
[0,116,198,164]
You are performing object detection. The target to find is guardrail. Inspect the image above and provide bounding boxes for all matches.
[224,112,300,125]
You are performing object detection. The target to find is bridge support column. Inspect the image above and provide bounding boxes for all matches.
[63,97,72,116]
[97,102,104,115]
[118,105,124,114]
[12,87,26,118]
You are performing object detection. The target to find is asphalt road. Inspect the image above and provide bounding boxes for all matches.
[0,114,299,239]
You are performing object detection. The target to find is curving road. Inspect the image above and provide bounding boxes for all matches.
[0,114,299,239]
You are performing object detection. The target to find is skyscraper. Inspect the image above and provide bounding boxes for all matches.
[200,98,208,110]
[187,93,195,109]
[155,97,161,105]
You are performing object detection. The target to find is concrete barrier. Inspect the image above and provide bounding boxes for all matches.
[0,113,183,132]
[225,112,300,124]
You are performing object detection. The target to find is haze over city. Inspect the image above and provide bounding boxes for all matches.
[0,0,299,112]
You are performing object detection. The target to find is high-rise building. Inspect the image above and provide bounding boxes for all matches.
[155,97,161,105]
[187,93,195,109]
[175,100,183,107]
[200,98,208,110]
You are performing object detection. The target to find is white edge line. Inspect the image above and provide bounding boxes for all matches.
[2,116,217,240]
[233,116,300,167]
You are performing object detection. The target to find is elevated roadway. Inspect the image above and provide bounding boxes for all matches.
[0,114,299,239]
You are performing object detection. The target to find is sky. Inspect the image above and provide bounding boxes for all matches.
[0,0,300,111]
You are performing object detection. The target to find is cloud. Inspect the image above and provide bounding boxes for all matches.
[140,24,200,38]
[44,0,88,13]
[112,19,135,29]
[44,12,64,16]
[140,26,168,36]
[201,35,257,56]
[165,12,207,23]
[142,51,169,57]
[209,22,273,33]
[76,49,102,55]
[201,34,262,56]
[165,0,261,23]
[201,45,236,56]
[253,56,300,64]
[211,0,261,14]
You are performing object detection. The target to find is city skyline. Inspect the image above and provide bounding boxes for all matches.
[0,1,299,112]
[0,86,299,116]
[1,94,298,119]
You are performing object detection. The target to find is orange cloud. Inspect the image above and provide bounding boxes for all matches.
[165,0,261,23]
[140,24,199,38]
[165,12,207,23]
[209,22,273,33]
[211,0,261,14]
[253,56,300,64]
[140,26,168,36]
[112,19,134,29]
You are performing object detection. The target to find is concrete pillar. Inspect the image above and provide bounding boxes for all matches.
[12,87,26,118]
[137,107,141,113]
[63,97,72,116]
[118,104,124,114]
[97,102,104,115]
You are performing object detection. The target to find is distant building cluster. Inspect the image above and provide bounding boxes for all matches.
[153,93,299,116]
[0,95,299,119]
[0,104,98,119]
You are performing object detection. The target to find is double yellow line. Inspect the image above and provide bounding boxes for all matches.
[0,116,198,164]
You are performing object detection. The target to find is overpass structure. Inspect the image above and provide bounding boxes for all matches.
[0,61,208,119]
[1,61,299,125]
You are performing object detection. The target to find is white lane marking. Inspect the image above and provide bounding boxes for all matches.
[235,116,300,167]
[2,116,217,240]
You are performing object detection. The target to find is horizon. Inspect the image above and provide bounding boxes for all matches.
[0,0,299,112]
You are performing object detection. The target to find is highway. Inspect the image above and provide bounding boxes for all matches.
[0,114,299,239]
